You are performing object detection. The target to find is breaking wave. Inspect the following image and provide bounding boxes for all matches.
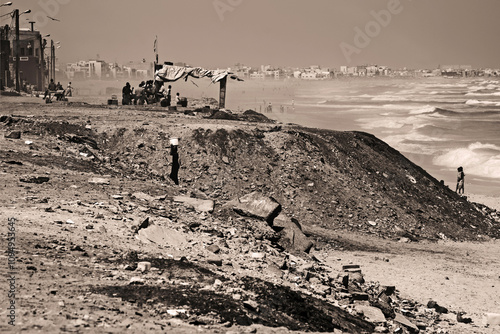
[465,100,500,106]
[433,142,500,179]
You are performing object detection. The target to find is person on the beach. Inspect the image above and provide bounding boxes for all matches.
[122,82,133,105]
[456,166,465,194]
[43,79,57,99]
[175,92,180,105]
[66,82,73,97]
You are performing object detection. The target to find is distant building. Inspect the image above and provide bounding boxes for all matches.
[0,26,46,90]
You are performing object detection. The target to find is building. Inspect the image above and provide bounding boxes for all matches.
[1,25,46,90]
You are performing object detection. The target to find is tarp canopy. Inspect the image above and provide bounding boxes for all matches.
[154,64,243,84]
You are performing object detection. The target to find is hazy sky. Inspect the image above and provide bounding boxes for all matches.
[4,0,500,69]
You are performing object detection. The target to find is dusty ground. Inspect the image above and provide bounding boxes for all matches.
[0,96,499,333]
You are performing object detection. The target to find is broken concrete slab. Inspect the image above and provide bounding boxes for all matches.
[5,131,21,139]
[88,177,110,185]
[233,192,281,222]
[136,225,187,248]
[355,305,387,324]
[173,196,214,213]
[272,213,314,253]
[132,192,156,202]
[394,313,419,333]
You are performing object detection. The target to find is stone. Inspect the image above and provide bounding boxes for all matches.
[132,192,156,202]
[136,225,187,248]
[394,313,419,333]
[243,300,259,312]
[348,271,365,284]
[272,213,314,253]
[207,257,222,266]
[173,196,214,213]
[88,178,110,185]
[137,262,151,273]
[233,192,281,222]
[5,131,21,139]
[207,245,220,254]
[351,292,370,301]
[20,176,50,184]
[355,305,386,323]
[129,277,145,285]
[134,217,151,233]
[427,300,448,314]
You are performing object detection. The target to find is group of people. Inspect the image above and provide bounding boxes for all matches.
[122,81,182,107]
[43,79,73,101]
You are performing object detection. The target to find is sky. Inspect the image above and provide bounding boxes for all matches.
[3,0,500,69]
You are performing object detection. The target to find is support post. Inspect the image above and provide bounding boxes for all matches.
[15,9,19,92]
[219,76,227,109]
[39,35,45,90]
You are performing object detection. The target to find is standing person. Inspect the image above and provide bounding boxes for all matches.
[169,144,180,185]
[66,82,73,97]
[175,92,180,105]
[122,82,132,105]
[456,166,465,194]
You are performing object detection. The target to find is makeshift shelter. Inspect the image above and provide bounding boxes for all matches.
[154,64,243,108]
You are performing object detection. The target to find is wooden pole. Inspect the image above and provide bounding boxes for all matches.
[15,9,19,92]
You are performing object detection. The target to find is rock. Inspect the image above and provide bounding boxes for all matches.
[348,271,365,284]
[355,305,387,323]
[136,262,151,273]
[88,178,110,185]
[129,277,145,285]
[20,176,50,184]
[134,217,151,233]
[427,300,448,314]
[173,196,214,213]
[207,245,220,254]
[222,156,230,164]
[251,252,265,259]
[207,257,222,266]
[233,192,281,223]
[457,312,472,324]
[243,300,259,312]
[5,131,21,139]
[136,225,187,248]
[394,313,419,333]
[342,264,360,271]
[272,213,314,253]
[112,195,124,200]
[351,292,370,301]
[132,192,156,202]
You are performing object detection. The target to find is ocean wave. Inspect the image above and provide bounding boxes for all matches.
[409,105,438,115]
[465,99,500,106]
[371,95,409,102]
[465,91,500,96]
[433,142,500,179]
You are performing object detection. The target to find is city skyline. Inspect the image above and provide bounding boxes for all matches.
[2,0,500,70]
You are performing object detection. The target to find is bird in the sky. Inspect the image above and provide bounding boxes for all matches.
[47,16,60,22]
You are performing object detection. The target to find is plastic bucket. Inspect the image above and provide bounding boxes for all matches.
[170,137,179,146]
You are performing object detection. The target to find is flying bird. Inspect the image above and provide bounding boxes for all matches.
[47,16,60,22]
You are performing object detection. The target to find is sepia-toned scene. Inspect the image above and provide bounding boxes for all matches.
[1,1,500,333]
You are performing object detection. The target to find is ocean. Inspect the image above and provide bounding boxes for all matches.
[223,77,500,197]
